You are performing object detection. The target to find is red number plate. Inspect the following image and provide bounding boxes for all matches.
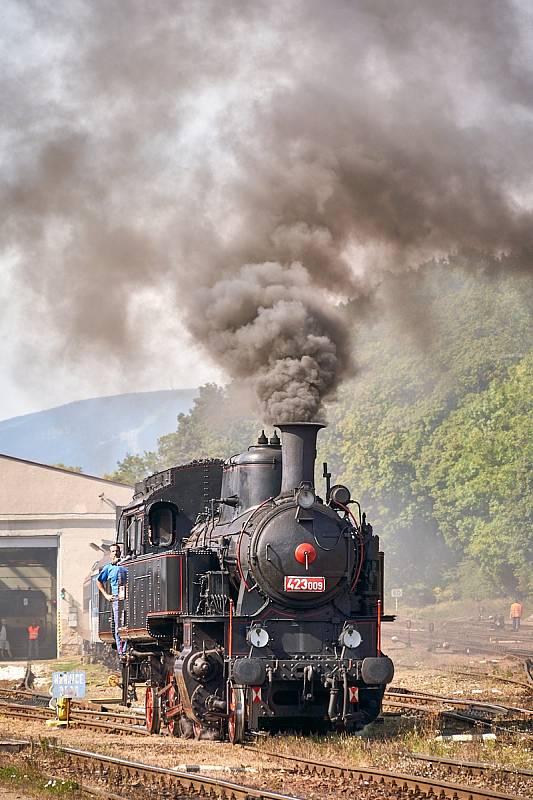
[284,576,325,592]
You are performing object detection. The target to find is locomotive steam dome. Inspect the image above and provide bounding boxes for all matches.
[218,432,282,521]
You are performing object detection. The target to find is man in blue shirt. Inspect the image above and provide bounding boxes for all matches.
[97,544,128,656]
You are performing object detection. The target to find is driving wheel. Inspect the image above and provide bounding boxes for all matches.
[166,678,180,737]
[145,686,161,734]
[227,686,245,744]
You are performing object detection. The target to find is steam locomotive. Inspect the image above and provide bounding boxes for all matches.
[98,423,394,741]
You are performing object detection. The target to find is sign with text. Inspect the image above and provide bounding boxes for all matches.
[284,576,325,592]
[391,588,403,598]
[51,670,86,699]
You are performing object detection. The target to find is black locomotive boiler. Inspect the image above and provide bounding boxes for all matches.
[98,423,394,741]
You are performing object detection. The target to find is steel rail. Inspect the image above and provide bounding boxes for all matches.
[74,698,145,719]
[383,697,453,712]
[247,747,530,800]
[0,702,50,720]
[0,686,50,705]
[383,697,497,718]
[382,697,533,735]
[448,670,532,690]
[387,688,533,716]
[52,744,302,800]
[0,701,148,736]
[403,626,533,660]
[70,708,146,726]
[0,687,144,723]
[404,752,533,780]
[0,686,43,697]
[67,716,149,736]
[385,688,533,715]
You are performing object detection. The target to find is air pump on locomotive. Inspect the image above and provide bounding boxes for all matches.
[98,422,394,741]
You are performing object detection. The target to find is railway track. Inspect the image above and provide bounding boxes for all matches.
[248,747,531,800]
[404,751,533,781]
[448,670,532,691]
[0,685,50,706]
[0,685,146,731]
[6,735,530,800]
[394,618,533,661]
[0,700,148,736]
[386,687,533,716]
[1,680,530,739]
[72,708,145,726]
[1,711,530,800]
[50,743,301,800]
[383,687,533,734]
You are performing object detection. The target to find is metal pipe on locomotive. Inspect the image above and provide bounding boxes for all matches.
[97,422,394,741]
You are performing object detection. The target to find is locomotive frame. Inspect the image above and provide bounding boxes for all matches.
[98,422,394,741]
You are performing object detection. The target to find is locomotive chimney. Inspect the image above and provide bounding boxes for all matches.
[276,422,325,494]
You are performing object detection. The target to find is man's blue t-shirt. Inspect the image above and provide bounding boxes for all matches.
[98,563,127,597]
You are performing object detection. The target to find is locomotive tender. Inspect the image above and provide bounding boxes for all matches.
[99,422,394,741]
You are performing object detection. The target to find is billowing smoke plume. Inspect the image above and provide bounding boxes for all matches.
[1,1,532,420]
[187,262,352,422]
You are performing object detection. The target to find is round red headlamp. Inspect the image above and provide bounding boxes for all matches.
[294,542,317,565]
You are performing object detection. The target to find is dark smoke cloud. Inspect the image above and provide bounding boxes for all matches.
[1,0,532,421]
[187,262,352,422]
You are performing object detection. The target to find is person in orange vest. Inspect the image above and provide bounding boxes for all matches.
[27,622,40,660]
[510,600,523,632]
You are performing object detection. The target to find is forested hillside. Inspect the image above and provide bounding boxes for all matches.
[108,260,532,602]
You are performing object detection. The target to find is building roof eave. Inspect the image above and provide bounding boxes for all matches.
[0,452,134,487]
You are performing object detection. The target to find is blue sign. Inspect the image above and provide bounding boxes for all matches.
[51,670,86,699]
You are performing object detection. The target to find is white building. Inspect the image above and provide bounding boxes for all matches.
[0,454,132,657]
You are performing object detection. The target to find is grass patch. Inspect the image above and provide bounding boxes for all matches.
[43,659,115,694]
[52,662,79,674]
[0,763,79,796]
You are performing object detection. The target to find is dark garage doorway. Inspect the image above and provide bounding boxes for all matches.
[0,538,58,660]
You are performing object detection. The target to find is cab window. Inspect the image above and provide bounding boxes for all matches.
[124,517,134,555]
[149,504,176,548]
[125,515,143,555]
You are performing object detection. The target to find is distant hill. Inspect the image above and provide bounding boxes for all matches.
[0,389,197,476]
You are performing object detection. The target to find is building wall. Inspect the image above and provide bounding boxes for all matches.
[0,455,133,655]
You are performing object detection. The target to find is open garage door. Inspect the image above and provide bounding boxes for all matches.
[0,537,58,659]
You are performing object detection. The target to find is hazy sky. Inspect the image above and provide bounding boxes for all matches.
[0,266,224,419]
[1,1,532,422]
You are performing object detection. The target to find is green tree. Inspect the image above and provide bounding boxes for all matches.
[103,453,155,484]
[418,355,533,595]
[326,260,532,597]
[108,384,259,483]
[155,384,258,467]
